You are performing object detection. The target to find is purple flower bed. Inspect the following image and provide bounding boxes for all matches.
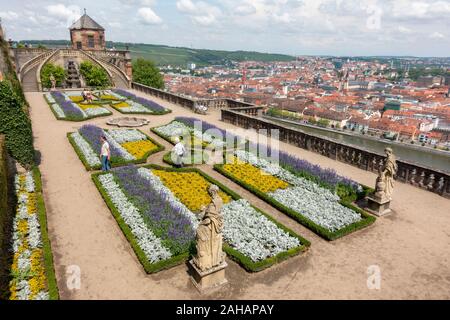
[78,125,122,158]
[113,89,167,113]
[51,92,85,119]
[113,166,195,254]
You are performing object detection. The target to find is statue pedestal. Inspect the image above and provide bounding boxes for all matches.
[189,260,228,294]
[366,194,391,216]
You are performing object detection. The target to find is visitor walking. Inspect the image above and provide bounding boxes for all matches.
[172,137,186,168]
[100,136,111,171]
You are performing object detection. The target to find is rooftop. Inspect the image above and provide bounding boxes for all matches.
[70,13,104,31]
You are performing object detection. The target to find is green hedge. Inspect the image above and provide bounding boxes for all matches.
[40,63,66,89]
[0,135,12,299]
[0,81,34,167]
[33,168,59,300]
[214,164,376,241]
[79,61,110,88]
[68,129,165,171]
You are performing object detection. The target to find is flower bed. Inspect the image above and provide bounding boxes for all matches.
[9,169,58,300]
[215,150,375,240]
[44,91,111,121]
[68,125,164,170]
[152,118,245,151]
[111,89,171,115]
[92,165,309,273]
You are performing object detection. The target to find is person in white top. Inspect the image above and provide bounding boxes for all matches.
[172,137,186,168]
[100,136,111,171]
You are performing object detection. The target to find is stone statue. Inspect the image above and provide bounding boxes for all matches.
[375,147,398,200]
[49,74,56,90]
[193,185,225,272]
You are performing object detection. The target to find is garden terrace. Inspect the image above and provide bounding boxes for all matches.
[24,89,450,299]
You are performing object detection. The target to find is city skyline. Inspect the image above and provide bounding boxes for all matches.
[0,0,449,57]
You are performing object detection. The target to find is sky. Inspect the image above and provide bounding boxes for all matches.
[0,0,449,57]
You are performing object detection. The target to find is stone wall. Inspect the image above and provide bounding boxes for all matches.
[222,108,450,199]
[71,29,105,51]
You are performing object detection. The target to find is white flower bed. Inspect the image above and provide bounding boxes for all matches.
[44,93,56,104]
[103,131,135,161]
[118,100,151,114]
[155,121,224,148]
[51,103,66,119]
[70,132,102,167]
[98,174,172,262]
[10,172,49,300]
[234,150,362,232]
[222,199,301,262]
[83,107,111,117]
[108,129,147,144]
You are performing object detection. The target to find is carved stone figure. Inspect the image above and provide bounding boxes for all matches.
[49,74,56,90]
[375,147,398,200]
[193,184,224,272]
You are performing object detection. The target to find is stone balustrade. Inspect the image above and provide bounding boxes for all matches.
[222,108,450,199]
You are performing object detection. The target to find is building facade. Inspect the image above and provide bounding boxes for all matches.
[70,13,105,51]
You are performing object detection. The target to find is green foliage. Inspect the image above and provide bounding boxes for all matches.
[0,81,34,167]
[317,119,330,127]
[79,61,110,88]
[40,63,66,89]
[132,59,165,89]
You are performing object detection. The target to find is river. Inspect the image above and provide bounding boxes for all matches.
[264,116,450,173]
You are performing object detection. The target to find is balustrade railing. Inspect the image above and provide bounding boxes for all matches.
[221,108,450,198]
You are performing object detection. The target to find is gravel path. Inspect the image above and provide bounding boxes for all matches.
[27,90,450,300]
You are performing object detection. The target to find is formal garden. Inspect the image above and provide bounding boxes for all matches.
[152,117,376,240]
[44,89,170,121]
[92,165,309,273]
[68,126,164,170]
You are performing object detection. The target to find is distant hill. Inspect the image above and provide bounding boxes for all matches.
[21,40,295,67]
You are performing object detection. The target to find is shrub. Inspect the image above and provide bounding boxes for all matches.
[80,61,110,88]
[132,59,164,89]
[40,63,66,89]
[0,81,34,167]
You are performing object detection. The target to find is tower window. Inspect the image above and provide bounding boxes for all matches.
[88,35,95,48]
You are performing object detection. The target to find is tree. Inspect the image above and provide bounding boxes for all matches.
[41,63,66,89]
[80,61,110,88]
[132,58,164,89]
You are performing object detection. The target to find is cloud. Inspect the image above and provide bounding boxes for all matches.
[138,7,163,25]
[0,11,19,21]
[398,26,412,34]
[46,4,81,26]
[430,31,445,39]
[176,0,222,26]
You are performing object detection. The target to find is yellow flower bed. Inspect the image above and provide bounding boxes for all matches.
[222,157,289,193]
[121,140,158,159]
[77,103,100,110]
[152,170,231,212]
[70,96,84,103]
[101,95,120,101]
[114,102,130,108]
